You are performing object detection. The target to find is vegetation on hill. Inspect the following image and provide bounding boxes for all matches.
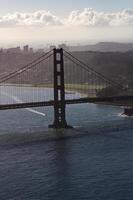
[0,51,132,89]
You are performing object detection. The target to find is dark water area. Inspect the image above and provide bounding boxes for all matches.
[0,88,133,199]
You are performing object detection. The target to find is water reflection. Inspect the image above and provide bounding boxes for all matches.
[52,131,72,199]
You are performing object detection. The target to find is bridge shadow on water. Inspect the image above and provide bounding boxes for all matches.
[0,117,133,149]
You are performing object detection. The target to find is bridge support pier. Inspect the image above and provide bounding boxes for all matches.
[49,48,72,129]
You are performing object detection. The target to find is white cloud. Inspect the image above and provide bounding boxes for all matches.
[0,10,62,27]
[0,9,133,28]
[66,8,133,27]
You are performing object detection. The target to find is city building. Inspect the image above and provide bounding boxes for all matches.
[23,45,29,52]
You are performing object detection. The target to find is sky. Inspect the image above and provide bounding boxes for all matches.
[1,0,133,15]
[0,0,133,47]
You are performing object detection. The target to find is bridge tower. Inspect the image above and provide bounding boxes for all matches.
[49,48,72,129]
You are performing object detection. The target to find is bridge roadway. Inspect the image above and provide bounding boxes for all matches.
[0,95,133,110]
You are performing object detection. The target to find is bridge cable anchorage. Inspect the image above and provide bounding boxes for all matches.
[63,49,124,91]
[0,50,53,84]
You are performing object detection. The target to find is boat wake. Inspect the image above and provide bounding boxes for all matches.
[2,92,46,117]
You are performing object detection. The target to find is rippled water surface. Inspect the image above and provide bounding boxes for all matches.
[0,89,133,200]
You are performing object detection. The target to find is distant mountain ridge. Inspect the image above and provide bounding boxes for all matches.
[69,42,133,52]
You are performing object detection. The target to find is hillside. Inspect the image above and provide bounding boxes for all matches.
[69,42,133,52]
[0,51,132,86]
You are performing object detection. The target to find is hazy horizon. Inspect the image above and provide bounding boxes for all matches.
[1,39,133,49]
[0,0,133,47]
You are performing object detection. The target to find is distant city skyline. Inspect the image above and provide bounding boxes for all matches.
[0,0,133,46]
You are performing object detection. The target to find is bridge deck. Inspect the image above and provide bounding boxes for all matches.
[0,96,132,110]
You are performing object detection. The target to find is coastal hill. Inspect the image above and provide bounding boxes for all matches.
[0,50,132,86]
[70,42,133,52]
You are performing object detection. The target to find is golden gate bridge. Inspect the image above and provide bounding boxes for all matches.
[0,48,132,128]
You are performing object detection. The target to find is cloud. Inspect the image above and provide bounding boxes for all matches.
[67,8,133,27]
[0,9,133,28]
[0,10,62,27]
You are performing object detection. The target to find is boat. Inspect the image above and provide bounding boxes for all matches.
[123,107,133,116]
[65,91,75,95]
